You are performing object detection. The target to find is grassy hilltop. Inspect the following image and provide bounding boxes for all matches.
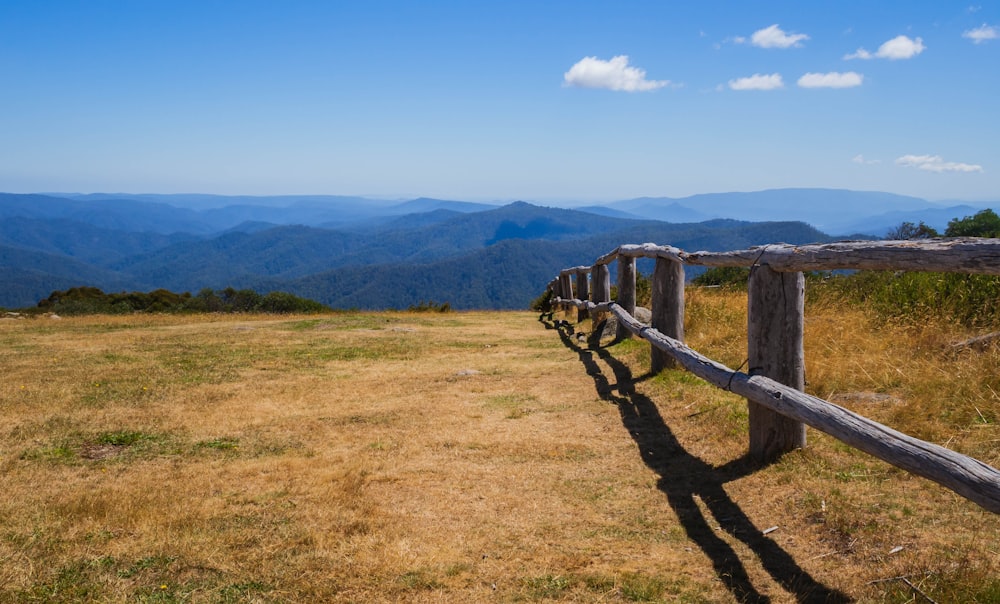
[1,289,998,602]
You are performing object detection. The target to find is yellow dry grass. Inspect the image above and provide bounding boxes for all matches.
[0,298,997,603]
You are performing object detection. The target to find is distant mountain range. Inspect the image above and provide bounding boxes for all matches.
[0,189,993,309]
[599,189,996,235]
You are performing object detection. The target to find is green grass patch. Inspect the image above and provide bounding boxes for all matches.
[21,430,175,464]
[521,574,572,599]
[395,568,444,592]
[482,393,539,419]
[96,430,152,447]
[216,581,273,603]
[195,437,241,452]
[20,443,77,463]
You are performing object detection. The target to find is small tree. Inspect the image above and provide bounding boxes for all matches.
[945,209,1000,238]
[886,221,939,240]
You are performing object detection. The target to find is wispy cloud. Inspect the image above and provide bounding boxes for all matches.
[963,24,998,44]
[798,72,864,88]
[852,154,880,165]
[563,55,669,92]
[896,154,983,173]
[728,73,784,91]
[845,35,925,60]
[749,24,809,49]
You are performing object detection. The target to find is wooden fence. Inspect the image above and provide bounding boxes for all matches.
[546,238,1000,514]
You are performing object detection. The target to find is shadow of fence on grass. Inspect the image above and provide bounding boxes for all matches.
[544,316,851,604]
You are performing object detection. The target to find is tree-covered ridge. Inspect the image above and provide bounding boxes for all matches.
[35,287,329,315]
[0,199,835,310]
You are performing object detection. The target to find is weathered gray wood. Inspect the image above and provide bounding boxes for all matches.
[564,299,611,312]
[650,257,684,372]
[596,247,621,266]
[618,243,685,263]
[595,243,685,266]
[559,273,574,312]
[591,263,611,326]
[685,238,1000,275]
[616,256,636,340]
[748,265,807,461]
[575,268,590,322]
[608,304,1000,514]
[952,330,1000,351]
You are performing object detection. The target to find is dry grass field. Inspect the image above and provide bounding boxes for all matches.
[1,291,998,603]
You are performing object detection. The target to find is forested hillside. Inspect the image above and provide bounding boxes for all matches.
[1,193,832,309]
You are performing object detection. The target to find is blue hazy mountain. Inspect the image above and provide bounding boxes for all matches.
[610,188,962,235]
[1,188,992,309]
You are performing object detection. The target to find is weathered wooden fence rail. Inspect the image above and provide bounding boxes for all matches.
[546,238,1000,514]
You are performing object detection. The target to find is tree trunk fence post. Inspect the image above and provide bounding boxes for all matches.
[616,256,636,340]
[575,268,590,322]
[650,257,685,372]
[559,273,574,315]
[747,264,807,462]
[592,263,610,326]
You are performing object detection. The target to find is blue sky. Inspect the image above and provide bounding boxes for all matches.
[1,1,997,203]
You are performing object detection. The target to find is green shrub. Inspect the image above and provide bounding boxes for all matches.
[407,301,452,313]
[529,288,553,312]
[258,291,328,313]
[691,266,751,289]
[817,270,1000,329]
[946,208,1000,237]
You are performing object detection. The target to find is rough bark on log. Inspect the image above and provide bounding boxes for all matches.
[952,331,1000,351]
[616,256,636,340]
[559,273,574,312]
[685,238,1000,275]
[591,263,610,325]
[575,268,590,322]
[747,265,807,461]
[651,257,684,372]
[618,243,685,263]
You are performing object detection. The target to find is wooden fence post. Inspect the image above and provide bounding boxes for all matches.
[576,268,590,322]
[559,273,574,314]
[651,257,685,372]
[747,264,807,462]
[616,256,636,340]
[592,263,610,326]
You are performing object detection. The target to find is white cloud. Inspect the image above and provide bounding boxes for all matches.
[963,24,998,44]
[896,154,983,173]
[844,48,873,60]
[845,35,925,60]
[728,73,784,91]
[749,24,809,48]
[563,55,669,92]
[878,35,926,59]
[853,154,880,165]
[798,71,864,88]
